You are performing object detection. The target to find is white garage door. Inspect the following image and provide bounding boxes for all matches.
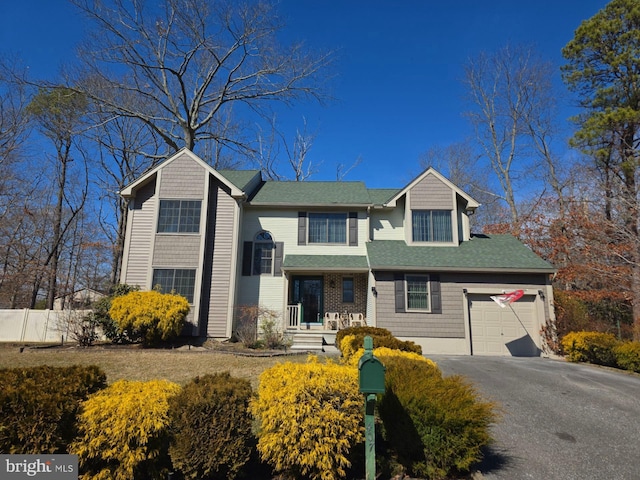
[468,294,540,356]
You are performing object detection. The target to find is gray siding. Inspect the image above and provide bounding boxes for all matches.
[375,271,550,338]
[207,185,236,337]
[123,180,156,287]
[159,153,205,198]
[153,236,201,266]
[409,174,453,210]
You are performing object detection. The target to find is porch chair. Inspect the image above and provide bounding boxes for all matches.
[349,313,366,327]
[324,312,339,330]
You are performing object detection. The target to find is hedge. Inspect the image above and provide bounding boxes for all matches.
[0,365,106,454]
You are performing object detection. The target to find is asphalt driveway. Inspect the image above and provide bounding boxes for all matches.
[431,355,640,480]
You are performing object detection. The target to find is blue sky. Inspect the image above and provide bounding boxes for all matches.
[1,0,609,188]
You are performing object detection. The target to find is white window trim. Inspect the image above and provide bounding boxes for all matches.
[253,231,275,276]
[405,274,431,312]
[342,276,355,304]
[156,199,202,234]
[404,191,460,246]
[151,267,197,304]
[307,212,348,245]
[410,209,454,244]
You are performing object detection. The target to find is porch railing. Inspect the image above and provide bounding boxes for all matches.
[287,303,303,329]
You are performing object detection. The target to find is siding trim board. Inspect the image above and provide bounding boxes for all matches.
[198,181,218,336]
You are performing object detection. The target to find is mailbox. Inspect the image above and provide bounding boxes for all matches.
[358,336,386,394]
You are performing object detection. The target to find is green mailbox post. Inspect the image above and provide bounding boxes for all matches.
[358,336,385,480]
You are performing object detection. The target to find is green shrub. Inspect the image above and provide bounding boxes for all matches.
[379,355,496,480]
[0,365,106,454]
[251,356,364,480]
[72,379,181,480]
[109,290,190,345]
[168,373,253,480]
[561,331,619,366]
[614,341,640,373]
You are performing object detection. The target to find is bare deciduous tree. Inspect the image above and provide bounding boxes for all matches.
[69,0,332,158]
[464,45,564,229]
[418,141,502,229]
[254,116,320,181]
[27,87,89,309]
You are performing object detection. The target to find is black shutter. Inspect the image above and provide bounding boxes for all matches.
[394,273,405,313]
[298,212,307,245]
[274,242,284,277]
[349,212,358,246]
[242,241,252,276]
[430,274,442,314]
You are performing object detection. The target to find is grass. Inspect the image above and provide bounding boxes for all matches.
[0,343,318,389]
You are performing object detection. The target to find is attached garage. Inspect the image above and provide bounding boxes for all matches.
[468,294,541,356]
[367,235,556,356]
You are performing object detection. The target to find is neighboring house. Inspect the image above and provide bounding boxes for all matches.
[53,288,107,310]
[120,149,555,356]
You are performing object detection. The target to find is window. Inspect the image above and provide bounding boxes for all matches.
[308,213,347,243]
[412,210,452,242]
[242,236,283,277]
[157,200,201,233]
[405,275,430,311]
[253,231,274,275]
[152,269,196,303]
[342,277,354,303]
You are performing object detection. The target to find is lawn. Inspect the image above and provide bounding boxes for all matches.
[0,343,318,388]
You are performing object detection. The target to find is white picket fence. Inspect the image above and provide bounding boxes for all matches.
[0,309,94,343]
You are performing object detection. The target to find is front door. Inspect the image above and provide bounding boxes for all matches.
[291,276,323,323]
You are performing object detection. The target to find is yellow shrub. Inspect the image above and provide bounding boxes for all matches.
[339,334,359,362]
[343,346,440,375]
[561,331,619,366]
[339,333,422,363]
[614,341,640,373]
[109,290,190,344]
[72,379,181,480]
[251,356,364,480]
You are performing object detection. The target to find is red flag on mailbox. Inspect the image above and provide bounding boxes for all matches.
[490,289,524,308]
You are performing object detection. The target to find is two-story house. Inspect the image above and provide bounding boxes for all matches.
[120,149,555,356]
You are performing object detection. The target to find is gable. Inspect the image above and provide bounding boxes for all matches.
[386,167,480,210]
[120,149,245,199]
[159,152,206,198]
[409,174,453,210]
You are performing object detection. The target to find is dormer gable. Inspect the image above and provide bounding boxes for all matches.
[384,168,481,246]
[383,167,480,211]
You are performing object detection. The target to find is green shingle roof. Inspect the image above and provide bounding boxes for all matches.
[218,170,260,192]
[283,255,369,271]
[366,235,555,272]
[367,188,401,205]
[250,181,372,206]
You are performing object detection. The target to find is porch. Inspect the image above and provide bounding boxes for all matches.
[285,304,366,352]
[281,258,370,351]
[285,304,366,331]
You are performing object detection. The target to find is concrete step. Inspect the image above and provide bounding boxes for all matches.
[290,332,324,351]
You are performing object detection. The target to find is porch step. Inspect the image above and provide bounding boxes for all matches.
[289,332,324,351]
[288,331,341,354]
